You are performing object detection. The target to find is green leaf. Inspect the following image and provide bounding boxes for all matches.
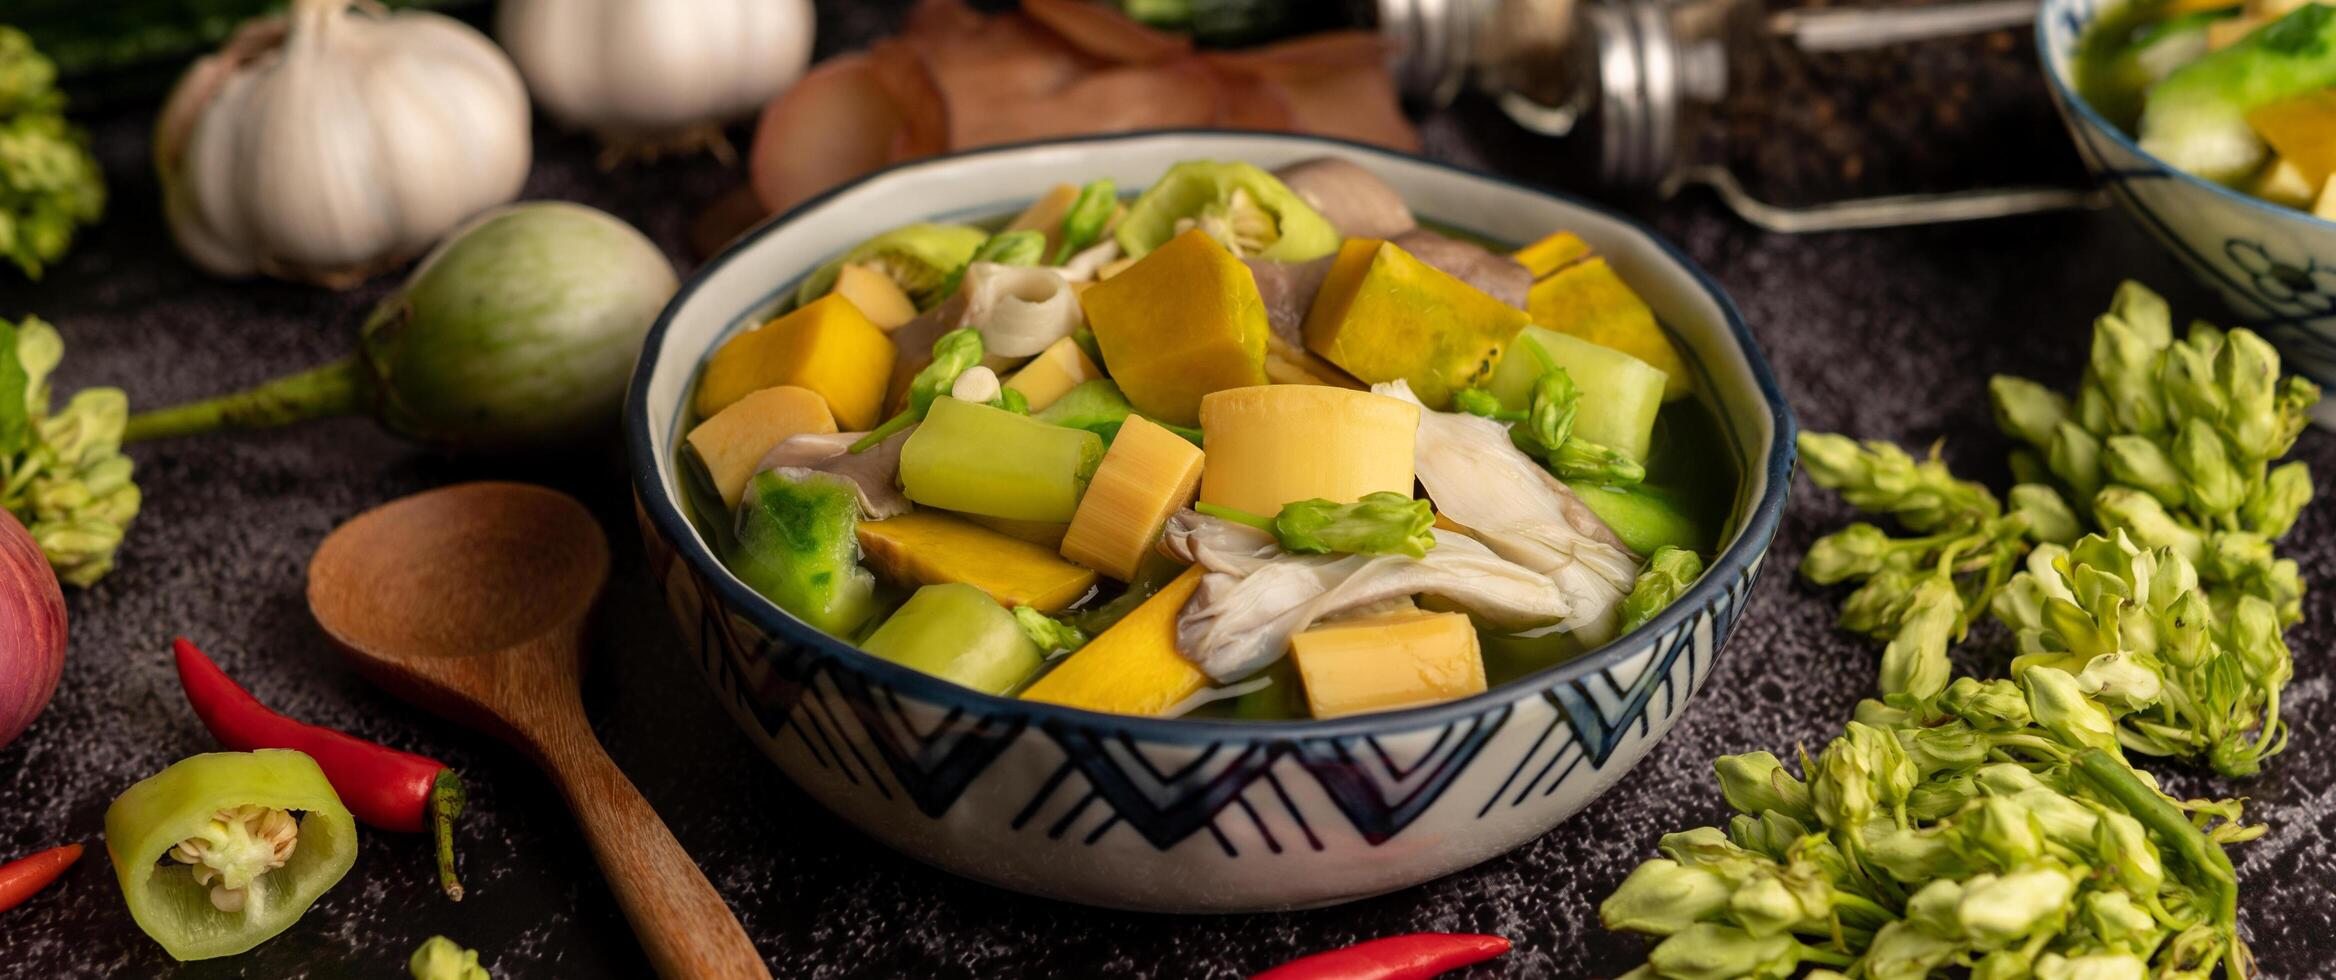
[0,317,30,456]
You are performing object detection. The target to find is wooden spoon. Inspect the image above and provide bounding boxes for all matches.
[307,482,770,980]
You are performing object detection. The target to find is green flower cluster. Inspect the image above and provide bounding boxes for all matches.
[0,315,138,585]
[1604,676,2260,980]
[1453,362,1645,486]
[1991,280,2313,630]
[0,27,104,280]
[1994,532,2291,776]
[1798,434,2031,699]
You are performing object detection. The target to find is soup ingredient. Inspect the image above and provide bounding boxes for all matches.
[1014,606,1089,656]
[0,507,65,753]
[1390,231,1531,311]
[1619,547,1705,634]
[497,0,812,161]
[1484,327,1669,463]
[0,28,104,280]
[127,203,678,452]
[1304,238,1531,410]
[105,750,359,961]
[172,637,467,899]
[0,842,78,914]
[1251,933,1512,980]
[1512,231,1594,278]
[1062,414,1207,580]
[1197,385,1418,515]
[0,316,140,587]
[1457,366,1645,487]
[758,427,915,521]
[958,263,1083,357]
[1571,483,1710,557]
[2246,91,2336,186]
[732,469,878,637]
[939,230,1046,301]
[863,327,987,450]
[1034,379,1203,445]
[1081,227,1273,425]
[858,510,1098,614]
[832,264,920,330]
[1392,381,1640,644]
[1004,336,1106,411]
[155,0,528,286]
[1288,611,1487,719]
[899,396,1105,523]
[1196,492,1438,560]
[1022,567,1210,715]
[1116,160,1339,262]
[1008,184,1082,254]
[2136,3,2336,183]
[1525,257,1691,402]
[686,386,839,508]
[1165,513,1568,682]
[862,584,1046,696]
[410,935,491,980]
[1995,531,2291,776]
[794,223,989,312]
[1272,157,1416,242]
[1053,179,1119,264]
[696,293,895,430]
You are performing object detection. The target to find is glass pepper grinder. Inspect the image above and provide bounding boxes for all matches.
[1372,0,2105,232]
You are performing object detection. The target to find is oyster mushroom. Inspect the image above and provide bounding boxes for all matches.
[1274,157,1416,240]
[755,428,914,519]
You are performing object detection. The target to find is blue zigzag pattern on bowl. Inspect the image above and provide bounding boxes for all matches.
[667,550,1761,854]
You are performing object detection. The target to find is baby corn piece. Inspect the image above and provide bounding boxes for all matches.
[1021,567,1208,715]
[1061,415,1206,581]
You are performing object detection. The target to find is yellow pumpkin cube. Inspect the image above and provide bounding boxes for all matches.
[2250,91,2336,186]
[695,294,896,429]
[1078,229,1270,426]
[1061,415,1207,581]
[1197,385,1417,516]
[684,385,839,508]
[1003,336,1105,411]
[856,510,1098,613]
[1526,257,1690,401]
[1289,610,1487,718]
[1302,238,1530,409]
[1020,567,1208,715]
[1511,230,1594,278]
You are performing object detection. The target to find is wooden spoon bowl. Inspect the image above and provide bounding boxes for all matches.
[309,482,769,980]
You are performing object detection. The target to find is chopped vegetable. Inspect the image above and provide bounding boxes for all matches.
[731,469,879,637]
[0,842,79,914]
[2137,3,2336,183]
[0,27,104,279]
[898,396,1105,523]
[1484,326,1669,463]
[1570,482,1710,556]
[1060,414,1207,580]
[938,228,1045,299]
[1006,183,1082,253]
[1114,160,1338,262]
[1033,379,1202,445]
[0,315,141,586]
[1511,230,1593,278]
[1080,227,1272,425]
[685,386,839,508]
[1526,256,1691,401]
[859,327,985,451]
[1196,491,1436,559]
[831,263,920,329]
[1003,336,1106,411]
[793,222,989,310]
[1618,546,1704,634]
[1013,605,1089,656]
[697,293,897,430]
[1457,364,1645,486]
[105,750,359,961]
[173,637,467,899]
[410,936,492,980]
[1252,933,1511,980]
[1021,567,1210,715]
[1196,384,1417,516]
[862,584,1046,695]
[1053,178,1118,263]
[1302,238,1530,409]
[1287,611,1487,719]
[857,510,1098,613]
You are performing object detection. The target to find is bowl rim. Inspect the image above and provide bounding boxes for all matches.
[2034,0,2336,234]
[626,129,1798,742]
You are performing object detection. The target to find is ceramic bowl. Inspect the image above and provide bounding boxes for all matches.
[2039,0,2336,412]
[626,132,1795,913]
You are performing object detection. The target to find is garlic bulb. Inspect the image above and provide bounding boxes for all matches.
[498,0,815,159]
[156,0,531,287]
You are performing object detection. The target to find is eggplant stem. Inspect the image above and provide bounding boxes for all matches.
[123,356,365,443]
[432,768,467,902]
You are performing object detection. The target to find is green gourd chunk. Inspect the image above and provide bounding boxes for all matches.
[900,396,1104,522]
[1488,326,1668,462]
[861,583,1045,695]
[732,469,878,637]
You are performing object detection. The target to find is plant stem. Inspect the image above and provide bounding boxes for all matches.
[431,768,466,902]
[123,357,366,443]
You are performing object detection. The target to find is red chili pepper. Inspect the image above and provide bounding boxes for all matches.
[1252,933,1511,980]
[0,843,81,913]
[172,636,467,900]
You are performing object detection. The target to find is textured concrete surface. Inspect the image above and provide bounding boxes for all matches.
[5,4,2334,977]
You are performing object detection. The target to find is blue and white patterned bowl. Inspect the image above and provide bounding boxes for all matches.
[2039,0,2336,405]
[625,132,1795,912]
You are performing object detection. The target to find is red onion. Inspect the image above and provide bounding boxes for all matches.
[0,510,67,751]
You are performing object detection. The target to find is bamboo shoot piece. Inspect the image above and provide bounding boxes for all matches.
[862,583,1045,695]
[1061,415,1207,580]
[1004,336,1105,411]
[1020,567,1208,715]
[1196,385,1418,516]
[899,396,1105,522]
[858,511,1097,613]
[1288,610,1487,718]
[685,386,839,507]
[832,263,919,330]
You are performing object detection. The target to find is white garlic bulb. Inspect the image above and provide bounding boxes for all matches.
[497,0,815,158]
[156,0,531,287]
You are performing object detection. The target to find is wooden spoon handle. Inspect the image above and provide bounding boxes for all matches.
[536,720,771,980]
